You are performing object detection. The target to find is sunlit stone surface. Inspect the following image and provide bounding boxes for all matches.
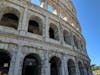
[0,0,93,75]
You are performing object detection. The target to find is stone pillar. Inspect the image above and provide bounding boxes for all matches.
[74,57,80,75]
[70,31,75,48]
[56,3,60,16]
[18,5,28,32]
[13,46,23,75]
[8,51,17,75]
[43,16,49,40]
[44,0,48,9]
[62,56,69,75]
[42,51,50,75]
[58,23,64,45]
[61,59,65,75]
[21,6,28,31]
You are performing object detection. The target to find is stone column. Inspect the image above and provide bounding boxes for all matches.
[44,0,48,9]
[13,45,23,75]
[62,56,69,75]
[70,31,75,48]
[18,10,23,31]
[61,59,65,75]
[74,57,80,75]
[58,23,64,45]
[18,5,28,33]
[42,51,50,75]
[8,51,17,75]
[21,6,28,31]
[43,16,49,41]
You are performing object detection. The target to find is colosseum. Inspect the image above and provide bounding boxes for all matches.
[0,0,92,75]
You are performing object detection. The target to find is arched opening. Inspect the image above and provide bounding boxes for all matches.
[28,16,43,35]
[78,62,84,75]
[63,30,71,45]
[67,59,76,75]
[49,24,59,41]
[49,56,61,75]
[28,20,40,34]
[49,27,54,39]
[0,50,11,75]
[0,13,19,29]
[22,53,41,75]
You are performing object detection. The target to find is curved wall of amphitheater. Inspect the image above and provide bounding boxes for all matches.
[0,0,92,75]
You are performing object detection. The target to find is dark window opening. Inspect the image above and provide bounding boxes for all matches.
[49,56,61,75]
[0,51,11,75]
[49,27,54,39]
[68,59,76,75]
[0,13,19,29]
[28,20,41,35]
[22,54,41,75]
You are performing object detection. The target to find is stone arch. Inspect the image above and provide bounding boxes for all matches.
[0,50,11,75]
[28,15,43,35]
[49,23,59,40]
[67,59,76,75]
[78,61,84,75]
[49,56,61,75]
[63,30,71,45]
[0,7,20,29]
[47,1,57,15]
[22,53,41,75]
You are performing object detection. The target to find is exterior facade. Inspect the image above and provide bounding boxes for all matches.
[0,0,92,75]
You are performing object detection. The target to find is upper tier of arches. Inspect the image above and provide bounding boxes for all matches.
[27,0,81,32]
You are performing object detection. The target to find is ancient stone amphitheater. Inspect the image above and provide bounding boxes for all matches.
[0,0,92,75]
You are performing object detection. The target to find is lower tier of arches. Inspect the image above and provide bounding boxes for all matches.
[0,47,92,75]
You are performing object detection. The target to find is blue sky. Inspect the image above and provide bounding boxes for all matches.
[72,0,100,66]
